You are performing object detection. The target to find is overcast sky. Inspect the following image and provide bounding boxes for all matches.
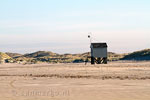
[0,0,150,54]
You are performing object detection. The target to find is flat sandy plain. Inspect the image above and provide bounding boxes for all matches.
[0,61,150,100]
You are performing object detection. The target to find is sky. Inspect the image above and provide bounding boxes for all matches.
[0,0,150,54]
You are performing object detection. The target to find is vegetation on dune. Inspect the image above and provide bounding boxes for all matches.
[0,52,11,59]
[3,51,124,64]
[1,48,150,64]
[0,52,11,63]
[108,52,126,61]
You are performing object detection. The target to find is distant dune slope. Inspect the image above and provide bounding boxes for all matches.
[5,52,22,58]
[121,49,150,60]
[23,51,58,58]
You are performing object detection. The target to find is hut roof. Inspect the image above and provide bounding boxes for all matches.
[91,43,107,48]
